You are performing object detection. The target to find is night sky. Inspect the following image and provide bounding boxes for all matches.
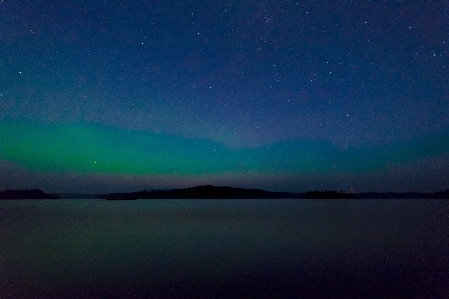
[1,1,448,193]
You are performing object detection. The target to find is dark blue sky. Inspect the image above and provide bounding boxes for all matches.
[1,1,448,193]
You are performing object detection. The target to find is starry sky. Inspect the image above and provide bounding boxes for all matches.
[1,1,448,193]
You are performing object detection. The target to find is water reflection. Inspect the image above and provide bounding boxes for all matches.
[1,199,448,298]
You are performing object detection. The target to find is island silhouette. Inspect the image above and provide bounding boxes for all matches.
[0,189,58,199]
[99,185,302,200]
[1,185,448,200]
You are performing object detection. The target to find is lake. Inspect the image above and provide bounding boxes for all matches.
[1,199,448,298]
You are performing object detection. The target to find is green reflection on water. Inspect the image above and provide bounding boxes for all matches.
[1,199,448,298]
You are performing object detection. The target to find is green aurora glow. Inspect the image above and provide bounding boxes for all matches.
[1,121,448,179]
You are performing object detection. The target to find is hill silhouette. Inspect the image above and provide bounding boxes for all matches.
[0,189,58,199]
[303,190,358,199]
[97,186,449,200]
[1,186,448,200]
[100,185,302,200]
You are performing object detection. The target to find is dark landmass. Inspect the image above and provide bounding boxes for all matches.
[99,186,449,200]
[1,186,448,200]
[358,189,449,199]
[303,190,358,199]
[0,189,59,199]
[56,193,99,199]
[99,185,302,200]
[98,186,449,200]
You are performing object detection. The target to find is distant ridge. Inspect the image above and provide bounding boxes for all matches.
[303,190,357,199]
[99,185,302,200]
[98,186,449,200]
[357,189,449,199]
[0,189,58,199]
[1,186,448,200]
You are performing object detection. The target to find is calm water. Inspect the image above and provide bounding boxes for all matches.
[1,199,448,298]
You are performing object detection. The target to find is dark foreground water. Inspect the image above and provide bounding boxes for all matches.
[1,199,448,298]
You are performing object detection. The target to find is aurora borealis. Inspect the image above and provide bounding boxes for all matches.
[1,1,448,193]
